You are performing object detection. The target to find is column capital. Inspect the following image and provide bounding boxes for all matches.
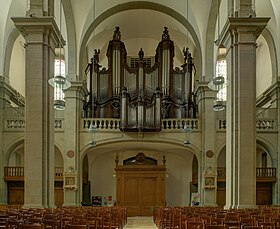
[216,17,270,48]
[12,17,64,46]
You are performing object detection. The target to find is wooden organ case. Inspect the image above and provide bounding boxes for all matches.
[84,26,196,132]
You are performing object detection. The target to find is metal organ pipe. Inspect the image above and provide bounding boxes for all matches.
[120,88,128,129]
[113,49,121,95]
[162,49,170,95]
[139,67,144,93]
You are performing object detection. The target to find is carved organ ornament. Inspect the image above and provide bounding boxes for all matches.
[84,27,196,132]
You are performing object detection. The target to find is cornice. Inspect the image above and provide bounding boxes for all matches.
[216,17,270,47]
[11,16,64,45]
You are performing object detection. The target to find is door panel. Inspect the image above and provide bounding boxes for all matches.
[124,177,140,216]
[140,177,156,216]
[116,164,166,216]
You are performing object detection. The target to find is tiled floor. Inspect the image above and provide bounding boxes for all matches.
[124,216,158,229]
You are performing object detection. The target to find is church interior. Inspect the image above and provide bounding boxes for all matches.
[1,0,280,226]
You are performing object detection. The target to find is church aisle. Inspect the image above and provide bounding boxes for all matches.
[124,216,158,229]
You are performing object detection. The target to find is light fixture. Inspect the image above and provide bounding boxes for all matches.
[208,0,228,111]
[48,0,71,110]
[183,124,192,145]
[207,74,227,91]
[88,124,98,147]
[213,98,225,111]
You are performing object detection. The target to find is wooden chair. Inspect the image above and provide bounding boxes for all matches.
[199,215,213,225]
[185,221,204,229]
[29,218,43,225]
[239,214,251,220]
[181,216,197,229]
[258,222,276,229]
[43,219,61,229]
[224,220,241,229]
[65,225,87,229]
[241,226,264,229]
[241,218,256,227]
[271,218,280,228]
[78,220,96,227]
[60,217,73,228]
[22,224,44,229]
[206,225,227,229]
[6,218,24,229]
[211,217,225,225]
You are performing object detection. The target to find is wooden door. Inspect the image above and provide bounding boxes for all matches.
[54,187,64,206]
[8,187,24,205]
[116,164,166,216]
[124,177,140,216]
[140,177,157,216]
[123,177,157,216]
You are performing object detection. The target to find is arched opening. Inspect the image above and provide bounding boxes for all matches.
[4,142,64,206]
[82,141,197,215]
[216,142,275,207]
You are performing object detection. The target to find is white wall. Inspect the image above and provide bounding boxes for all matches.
[9,35,25,96]
[256,35,272,98]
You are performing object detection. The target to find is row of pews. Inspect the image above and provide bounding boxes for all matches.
[0,206,127,228]
[153,206,280,229]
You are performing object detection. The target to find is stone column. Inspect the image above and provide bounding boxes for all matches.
[0,78,7,204]
[219,17,269,209]
[63,82,84,206]
[12,17,60,208]
[194,83,217,206]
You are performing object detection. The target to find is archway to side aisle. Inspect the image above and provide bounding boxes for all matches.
[216,139,277,207]
[3,140,64,206]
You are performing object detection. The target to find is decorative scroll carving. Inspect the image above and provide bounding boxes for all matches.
[123,152,157,165]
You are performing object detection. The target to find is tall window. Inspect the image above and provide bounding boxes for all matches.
[54,48,66,107]
[215,47,227,102]
[54,59,65,77]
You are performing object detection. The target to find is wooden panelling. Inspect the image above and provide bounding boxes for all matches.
[116,165,166,216]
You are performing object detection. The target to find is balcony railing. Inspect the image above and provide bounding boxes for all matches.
[217,119,278,131]
[4,167,64,181]
[82,118,200,131]
[4,119,64,131]
[217,167,276,182]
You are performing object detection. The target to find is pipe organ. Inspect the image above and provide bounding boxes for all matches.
[84,27,196,132]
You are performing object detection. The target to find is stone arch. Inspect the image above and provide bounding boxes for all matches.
[3,28,20,82]
[3,138,24,165]
[205,0,221,81]
[62,0,77,81]
[80,139,202,205]
[78,1,202,81]
[216,144,226,165]
[256,138,277,167]
[54,146,64,168]
[215,138,277,168]
[80,139,201,163]
[261,28,278,83]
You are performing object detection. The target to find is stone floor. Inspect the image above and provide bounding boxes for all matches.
[124,216,158,229]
